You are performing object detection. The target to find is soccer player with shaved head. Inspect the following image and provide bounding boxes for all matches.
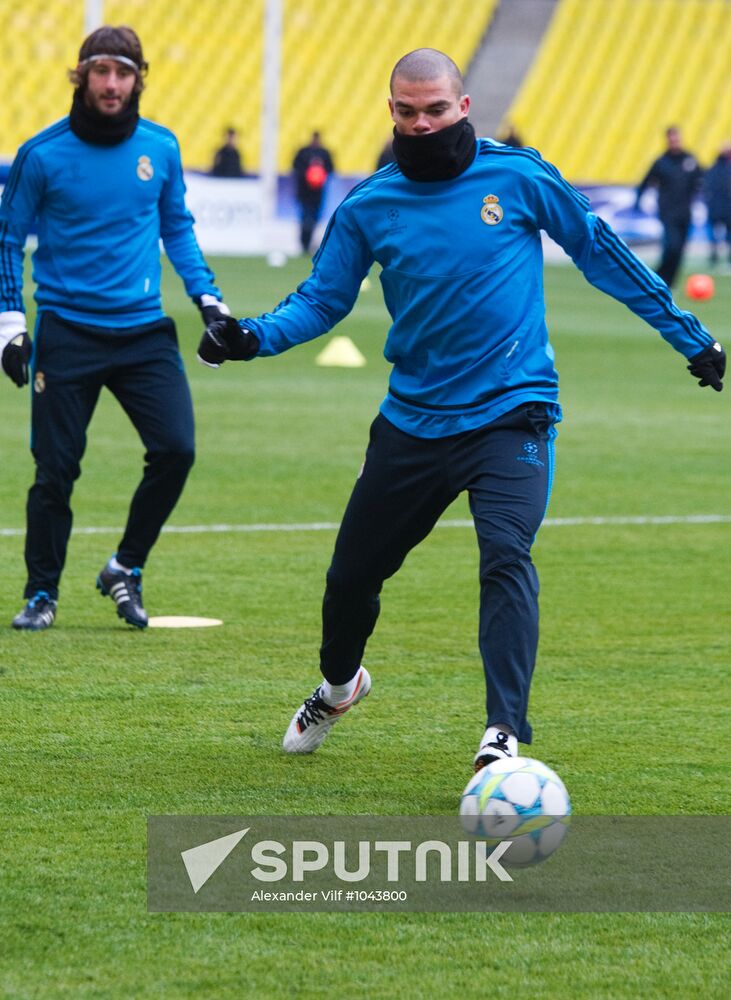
[0,25,231,631]
[199,48,724,771]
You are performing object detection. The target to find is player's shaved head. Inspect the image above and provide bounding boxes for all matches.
[390,49,464,98]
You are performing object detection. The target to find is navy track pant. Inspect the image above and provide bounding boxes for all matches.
[657,216,690,287]
[24,311,195,599]
[298,194,324,253]
[320,404,557,744]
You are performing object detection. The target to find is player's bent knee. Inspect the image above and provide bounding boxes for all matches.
[477,530,533,579]
[325,565,381,601]
[177,446,195,472]
[32,462,80,497]
[150,445,195,473]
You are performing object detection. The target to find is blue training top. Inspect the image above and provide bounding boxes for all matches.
[245,139,713,438]
[0,116,220,328]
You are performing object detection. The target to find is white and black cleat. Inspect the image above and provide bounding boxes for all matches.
[97,562,148,629]
[12,591,57,631]
[283,666,371,753]
[473,726,518,772]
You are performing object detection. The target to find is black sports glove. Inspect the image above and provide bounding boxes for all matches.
[197,315,259,367]
[687,341,725,392]
[196,293,231,327]
[2,331,32,388]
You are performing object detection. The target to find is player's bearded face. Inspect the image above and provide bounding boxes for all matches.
[83,59,137,116]
[389,74,470,136]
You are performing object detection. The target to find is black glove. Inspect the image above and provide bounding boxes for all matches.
[197,315,259,367]
[196,294,230,327]
[2,331,32,387]
[687,341,725,392]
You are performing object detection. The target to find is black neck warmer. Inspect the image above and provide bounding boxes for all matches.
[393,118,476,182]
[69,89,140,146]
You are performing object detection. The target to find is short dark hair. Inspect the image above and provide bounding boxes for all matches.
[390,49,464,98]
[69,25,148,94]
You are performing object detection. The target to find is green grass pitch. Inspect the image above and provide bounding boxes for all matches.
[0,255,729,998]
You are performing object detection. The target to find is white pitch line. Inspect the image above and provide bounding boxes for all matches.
[0,514,730,538]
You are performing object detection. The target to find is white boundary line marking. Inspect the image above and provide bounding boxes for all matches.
[0,514,730,538]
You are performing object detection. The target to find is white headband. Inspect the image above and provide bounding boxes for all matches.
[81,53,140,71]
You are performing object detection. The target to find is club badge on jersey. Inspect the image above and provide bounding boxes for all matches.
[481,194,503,225]
[137,155,153,181]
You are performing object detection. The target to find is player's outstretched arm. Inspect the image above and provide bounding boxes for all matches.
[0,312,32,388]
[230,198,374,359]
[197,195,373,368]
[529,158,722,384]
[197,314,259,368]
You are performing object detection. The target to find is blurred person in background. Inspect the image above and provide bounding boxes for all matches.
[635,125,703,286]
[211,126,244,178]
[198,49,724,771]
[497,121,523,147]
[0,25,230,631]
[704,142,731,267]
[292,130,334,254]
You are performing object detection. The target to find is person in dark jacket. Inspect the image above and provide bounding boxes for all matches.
[211,127,244,178]
[497,121,523,147]
[636,126,703,286]
[704,143,731,265]
[292,131,334,253]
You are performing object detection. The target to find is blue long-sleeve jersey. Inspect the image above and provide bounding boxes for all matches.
[0,116,220,327]
[245,139,713,438]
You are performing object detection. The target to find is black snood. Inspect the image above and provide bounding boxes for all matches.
[393,118,477,181]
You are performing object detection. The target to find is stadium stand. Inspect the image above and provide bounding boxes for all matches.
[0,0,497,173]
[466,0,557,140]
[107,0,263,169]
[4,0,727,185]
[274,0,497,172]
[506,0,731,183]
[0,0,84,154]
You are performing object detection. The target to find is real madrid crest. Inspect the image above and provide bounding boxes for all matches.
[481,194,503,226]
[34,371,45,393]
[137,155,154,181]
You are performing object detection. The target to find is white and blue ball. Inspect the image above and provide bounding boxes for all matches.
[460,756,571,866]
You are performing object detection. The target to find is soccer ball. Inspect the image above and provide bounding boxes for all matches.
[459,757,571,867]
[685,273,715,300]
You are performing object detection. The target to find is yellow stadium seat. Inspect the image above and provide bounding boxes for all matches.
[508,0,731,183]
[0,0,497,174]
[3,0,729,185]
